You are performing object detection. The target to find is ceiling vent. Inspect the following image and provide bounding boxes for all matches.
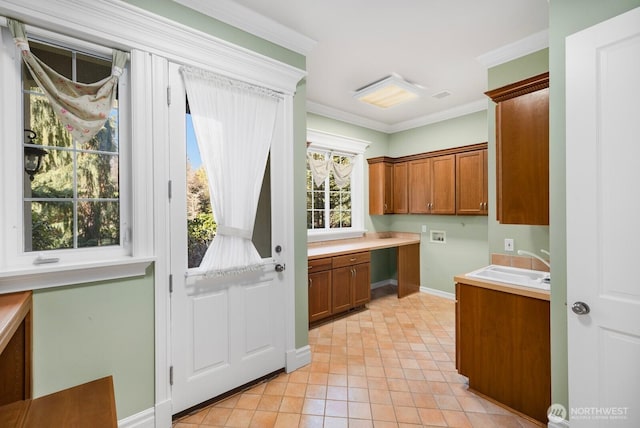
[432,90,452,99]
[353,74,422,109]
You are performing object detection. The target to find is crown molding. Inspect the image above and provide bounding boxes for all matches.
[307,99,488,135]
[476,29,549,68]
[173,0,317,56]
[0,0,306,94]
[306,100,392,133]
[388,99,488,133]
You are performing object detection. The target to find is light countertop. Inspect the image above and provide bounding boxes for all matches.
[308,232,420,260]
[454,274,550,301]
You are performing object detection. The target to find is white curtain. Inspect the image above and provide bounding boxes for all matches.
[8,19,127,144]
[332,157,353,188]
[307,152,354,188]
[181,66,280,276]
[307,154,331,187]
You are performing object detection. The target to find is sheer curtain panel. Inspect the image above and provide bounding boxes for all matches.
[181,66,281,276]
[8,19,127,144]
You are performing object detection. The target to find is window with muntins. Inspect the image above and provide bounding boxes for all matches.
[305,129,370,242]
[306,152,352,230]
[22,41,121,252]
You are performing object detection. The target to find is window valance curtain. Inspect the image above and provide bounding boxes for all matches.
[181,66,281,276]
[307,153,354,188]
[8,18,128,144]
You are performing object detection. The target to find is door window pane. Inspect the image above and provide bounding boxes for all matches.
[185,99,272,268]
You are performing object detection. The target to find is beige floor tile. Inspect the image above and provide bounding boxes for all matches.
[172,289,540,428]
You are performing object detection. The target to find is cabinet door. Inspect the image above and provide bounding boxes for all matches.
[393,162,408,214]
[331,266,353,314]
[352,263,371,306]
[497,90,549,224]
[408,159,430,213]
[487,73,549,225]
[368,162,394,215]
[308,270,332,323]
[456,149,488,215]
[430,155,456,214]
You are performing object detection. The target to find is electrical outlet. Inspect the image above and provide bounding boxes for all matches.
[421,225,427,233]
[504,238,514,252]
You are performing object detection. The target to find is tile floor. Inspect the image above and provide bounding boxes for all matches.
[173,285,540,428]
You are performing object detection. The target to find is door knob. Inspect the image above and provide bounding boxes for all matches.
[571,301,590,315]
[275,263,286,273]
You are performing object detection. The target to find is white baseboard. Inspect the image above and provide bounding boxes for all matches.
[154,399,173,428]
[371,279,397,289]
[420,286,455,300]
[118,407,155,428]
[286,345,311,373]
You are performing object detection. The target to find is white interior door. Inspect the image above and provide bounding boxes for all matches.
[566,7,640,427]
[168,62,288,414]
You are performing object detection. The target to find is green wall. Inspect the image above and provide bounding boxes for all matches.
[486,49,550,258]
[548,0,640,411]
[294,81,310,347]
[388,111,489,294]
[33,268,154,420]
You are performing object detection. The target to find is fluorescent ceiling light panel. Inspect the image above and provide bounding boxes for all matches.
[354,74,421,108]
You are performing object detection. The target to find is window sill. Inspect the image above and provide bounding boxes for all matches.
[0,257,155,294]
[307,229,366,243]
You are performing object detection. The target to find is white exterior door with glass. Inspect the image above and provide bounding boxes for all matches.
[167,62,289,414]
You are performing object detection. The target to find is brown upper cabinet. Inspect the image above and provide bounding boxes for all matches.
[486,72,549,225]
[392,162,408,214]
[368,143,486,216]
[408,155,455,215]
[456,149,488,215]
[368,159,394,215]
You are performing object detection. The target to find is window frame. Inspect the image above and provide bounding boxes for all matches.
[306,129,370,243]
[0,23,151,291]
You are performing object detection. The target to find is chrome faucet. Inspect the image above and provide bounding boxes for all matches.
[517,249,551,270]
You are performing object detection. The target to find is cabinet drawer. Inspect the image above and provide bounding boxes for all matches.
[308,257,332,273]
[332,251,370,268]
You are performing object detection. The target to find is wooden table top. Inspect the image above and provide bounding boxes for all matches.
[0,376,117,428]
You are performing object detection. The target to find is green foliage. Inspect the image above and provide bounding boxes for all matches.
[26,94,120,251]
[186,164,216,268]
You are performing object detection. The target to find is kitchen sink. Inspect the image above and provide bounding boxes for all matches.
[466,264,550,290]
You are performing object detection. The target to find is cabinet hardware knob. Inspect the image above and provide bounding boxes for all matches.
[350,258,356,262]
[309,278,313,288]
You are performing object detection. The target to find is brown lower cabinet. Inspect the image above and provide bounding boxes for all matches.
[456,282,550,425]
[308,252,370,324]
[308,257,332,323]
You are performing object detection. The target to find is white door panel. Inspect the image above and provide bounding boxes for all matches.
[168,62,287,414]
[566,6,640,427]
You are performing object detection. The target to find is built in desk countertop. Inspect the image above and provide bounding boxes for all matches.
[308,232,420,259]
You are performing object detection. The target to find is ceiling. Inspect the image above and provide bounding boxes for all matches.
[177,0,549,133]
